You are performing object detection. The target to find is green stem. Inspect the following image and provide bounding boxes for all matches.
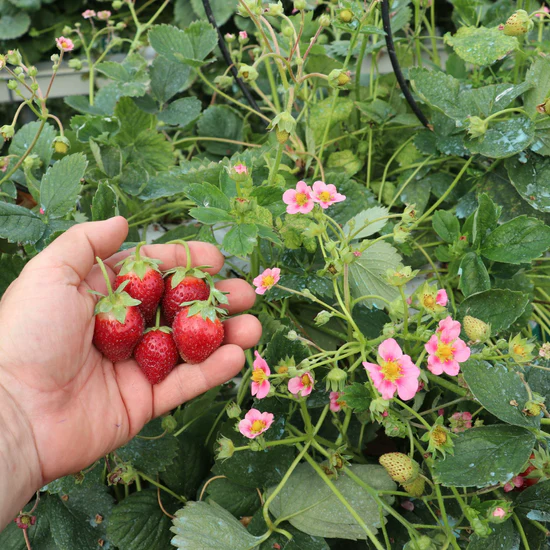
[425,372,468,397]
[268,142,284,186]
[95,257,114,295]
[513,514,530,550]
[138,472,186,502]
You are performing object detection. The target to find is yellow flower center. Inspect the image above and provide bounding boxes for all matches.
[277,365,288,374]
[432,426,447,446]
[250,420,266,434]
[380,360,402,383]
[422,294,436,309]
[513,344,526,357]
[295,192,309,206]
[262,275,275,288]
[436,343,454,363]
[252,368,267,383]
[301,374,312,387]
[319,191,331,202]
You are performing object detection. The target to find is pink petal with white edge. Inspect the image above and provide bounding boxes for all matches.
[378,338,403,361]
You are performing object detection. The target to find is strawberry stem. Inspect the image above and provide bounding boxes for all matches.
[96,257,113,295]
[135,241,144,262]
[155,307,161,329]
[166,239,192,271]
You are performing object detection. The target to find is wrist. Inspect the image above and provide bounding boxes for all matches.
[0,381,42,531]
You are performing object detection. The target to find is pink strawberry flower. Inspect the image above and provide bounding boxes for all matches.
[239,31,248,40]
[311,181,346,209]
[425,316,470,376]
[56,36,74,52]
[288,372,314,397]
[234,163,248,175]
[493,507,506,518]
[253,267,280,295]
[97,10,111,20]
[363,338,420,401]
[449,411,472,433]
[436,289,448,306]
[225,33,236,40]
[238,408,274,439]
[329,391,343,412]
[251,351,270,399]
[82,9,96,19]
[282,181,314,214]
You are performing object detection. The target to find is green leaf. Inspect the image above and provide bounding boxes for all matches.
[344,206,389,240]
[10,121,57,167]
[515,480,550,522]
[127,130,174,174]
[90,141,122,178]
[268,463,395,540]
[71,114,121,143]
[457,289,529,334]
[65,96,107,116]
[432,210,460,243]
[197,105,244,156]
[0,202,45,244]
[159,97,202,127]
[40,153,87,218]
[257,224,282,246]
[185,182,229,210]
[149,55,192,103]
[265,327,310,367]
[309,98,354,143]
[96,53,150,99]
[0,253,25,296]
[171,501,262,549]
[265,273,332,302]
[349,241,402,309]
[472,193,501,247]
[329,176,378,225]
[190,0,237,25]
[352,303,390,340]
[459,253,490,297]
[443,26,518,66]
[468,520,519,550]
[107,490,177,550]
[462,360,540,428]
[342,383,372,412]
[92,182,118,221]
[467,116,535,159]
[148,22,217,67]
[204,476,261,518]
[481,215,550,263]
[190,206,234,225]
[222,223,258,257]
[34,219,76,252]
[0,10,30,39]
[114,97,156,145]
[432,425,536,487]
[117,418,178,476]
[525,56,550,117]
[119,163,149,196]
[505,154,550,213]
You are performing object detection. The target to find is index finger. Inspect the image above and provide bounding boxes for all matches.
[104,241,225,275]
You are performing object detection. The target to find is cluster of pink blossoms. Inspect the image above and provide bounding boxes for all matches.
[283,180,346,214]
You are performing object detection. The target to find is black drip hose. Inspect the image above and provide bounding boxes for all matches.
[381,0,431,129]
[201,0,264,117]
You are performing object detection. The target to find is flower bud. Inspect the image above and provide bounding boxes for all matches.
[328,69,351,88]
[294,0,307,10]
[467,116,488,139]
[237,0,262,17]
[226,402,242,419]
[68,59,83,70]
[225,33,236,43]
[113,0,123,9]
[6,50,22,65]
[161,415,177,433]
[539,342,550,359]
[233,197,254,214]
[282,25,295,38]
[404,536,437,550]
[338,9,354,23]
[386,266,418,287]
[286,330,299,341]
[0,55,5,70]
[53,136,70,154]
[238,31,249,44]
[0,125,15,140]
[226,162,250,182]
[62,25,72,35]
[237,63,259,82]
[382,323,396,338]
[269,111,297,140]
[28,66,38,77]
[314,310,332,326]
[319,14,331,27]
[14,66,23,76]
[216,436,235,461]
[325,366,347,392]
[116,22,126,30]
[267,2,284,16]
[487,503,512,524]
[7,79,18,90]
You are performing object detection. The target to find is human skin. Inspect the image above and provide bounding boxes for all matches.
[0,217,261,530]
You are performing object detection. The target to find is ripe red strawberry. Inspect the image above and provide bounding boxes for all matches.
[92,258,145,362]
[172,304,225,364]
[134,327,179,385]
[162,270,210,325]
[114,243,164,324]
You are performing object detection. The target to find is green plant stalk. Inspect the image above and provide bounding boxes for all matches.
[268,142,284,186]
[138,471,186,503]
[264,57,281,112]
[513,513,531,550]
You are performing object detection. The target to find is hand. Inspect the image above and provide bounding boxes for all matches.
[0,217,260,526]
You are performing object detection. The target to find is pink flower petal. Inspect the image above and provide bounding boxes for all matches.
[442,360,460,376]
[427,355,444,375]
[436,289,448,306]
[378,338,403,361]
[282,189,296,205]
[288,377,303,395]
[425,335,439,355]
[396,376,419,401]
[452,339,471,362]
[378,379,397,400]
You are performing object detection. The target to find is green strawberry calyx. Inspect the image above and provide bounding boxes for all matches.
[115,242,162,280]
[91,257,141,324]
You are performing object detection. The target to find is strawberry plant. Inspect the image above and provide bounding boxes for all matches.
[4,0,550,548]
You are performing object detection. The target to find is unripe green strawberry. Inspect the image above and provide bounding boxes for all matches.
[463,315,491,343]
[339,9,353,23]
[276,129,290,143]
[501,10,533,36]
[403,476,426,497]
[523,400,543,417]
[379,452,420,484]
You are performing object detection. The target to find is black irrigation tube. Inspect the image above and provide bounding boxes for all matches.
[381,0,431,129]
[201,0,264,118]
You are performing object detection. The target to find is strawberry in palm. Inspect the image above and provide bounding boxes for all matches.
[134,309,179,385]
[92,257,144,362]
[172,286,228,364]
[114,242,164,324]
[162,270,210,325]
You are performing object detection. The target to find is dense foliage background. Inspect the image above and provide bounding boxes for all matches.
[3,0,550,548]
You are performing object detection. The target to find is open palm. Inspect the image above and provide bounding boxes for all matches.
[0,217,260,486]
